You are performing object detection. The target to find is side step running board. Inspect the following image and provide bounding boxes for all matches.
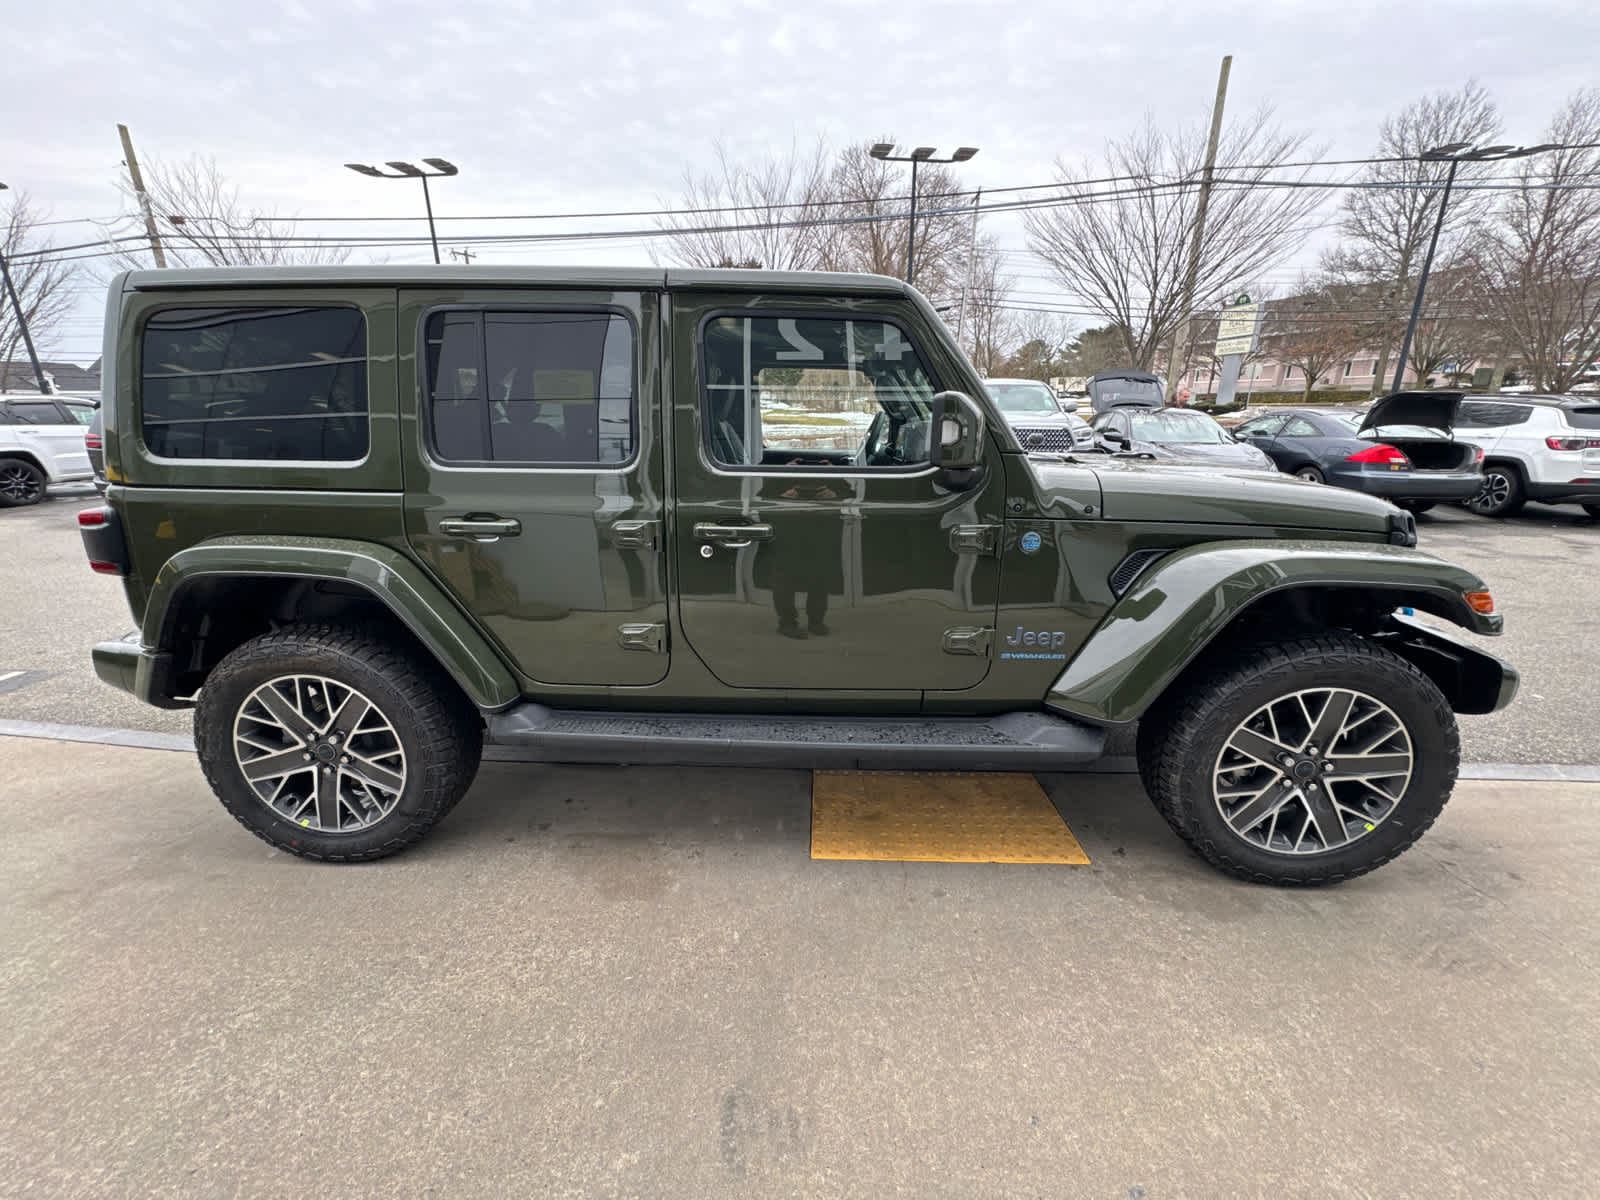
[484,705,1106,771]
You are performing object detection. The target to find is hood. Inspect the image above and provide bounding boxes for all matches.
[1026,456,1395,536]
[1360,391,1462,434]
[1086,371,1164,413]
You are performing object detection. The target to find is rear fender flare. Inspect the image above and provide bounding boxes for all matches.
[1045,539,1497,724]
[142,536,520,710]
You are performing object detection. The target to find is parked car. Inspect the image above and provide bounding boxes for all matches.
[1234,395,1483,512]
[81,264,1517,886]
[1091,405,1277,471]
[85,406,107,491]
[984,377,1095,452]
[1448,393,1600,518]
[0,393,98,507]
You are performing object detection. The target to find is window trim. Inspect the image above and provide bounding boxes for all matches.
[135,302,373,468]
[416,302,640,473]
[694,307,944,476]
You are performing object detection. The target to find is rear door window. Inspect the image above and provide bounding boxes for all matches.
[1457,401,1531,428]
[141,306,368,461]
[6,401,69,426]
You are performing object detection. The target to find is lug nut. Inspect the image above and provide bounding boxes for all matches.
[302,752,311,761]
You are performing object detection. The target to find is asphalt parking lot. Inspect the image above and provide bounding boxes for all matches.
[3,483,1599,1195]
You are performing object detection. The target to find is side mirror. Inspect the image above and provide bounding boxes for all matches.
[1100,426,1127,446]
[930,390,987,470]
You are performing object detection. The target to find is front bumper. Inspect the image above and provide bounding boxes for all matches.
[92,633,190,709]
[1380,612,1519,715]
[1343,466,1483,501]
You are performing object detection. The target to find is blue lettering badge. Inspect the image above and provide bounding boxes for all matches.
[1019,531,1042,554]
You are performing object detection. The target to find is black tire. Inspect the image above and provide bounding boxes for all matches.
[194,624,483,861]
[1138,632,1459,886]
[0,457,46,507]
[1293,465,1325,484]
[1396,500,1435,514]
[1466,463,1525,517]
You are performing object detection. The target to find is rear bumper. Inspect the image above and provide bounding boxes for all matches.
[92,634,190,709]
[1342,467,1482,501]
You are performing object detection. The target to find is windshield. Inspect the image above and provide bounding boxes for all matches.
[1129,409,1227,444]
[988,382,1060,415]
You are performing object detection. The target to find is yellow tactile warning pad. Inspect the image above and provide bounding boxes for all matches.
[810,771,1090,864]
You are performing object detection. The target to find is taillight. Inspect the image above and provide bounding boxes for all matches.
[1545,435,1600,450]
[78,507,127,576]
[1347,444,1410,466]
[85,432,102,450]
[1474,446,1484,463]
[77,509,106,528]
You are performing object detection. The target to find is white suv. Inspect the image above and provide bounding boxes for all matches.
[1455,394,1600,518]
[0,393,97,507]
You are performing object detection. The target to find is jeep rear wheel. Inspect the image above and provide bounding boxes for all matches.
[0,457,46,507]
[194,625,482,861]
[1139,633,1458,885]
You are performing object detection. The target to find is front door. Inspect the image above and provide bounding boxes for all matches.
[399,287,668,688]
[669,298,1004,692]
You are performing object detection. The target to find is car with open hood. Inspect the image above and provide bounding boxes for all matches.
[1091,404,1278,472]
[1234,393,1484,512]
[79,264,1516,887]
[1085,369,1165,414]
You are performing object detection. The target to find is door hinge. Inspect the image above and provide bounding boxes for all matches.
[617,622,667,653]
[611,520,658,551]
[949,524,1000,556]
[941,626,993,657]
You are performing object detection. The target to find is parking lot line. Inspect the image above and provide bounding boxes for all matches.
[811,770,1091,864]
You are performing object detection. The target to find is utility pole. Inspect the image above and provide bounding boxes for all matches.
[0,182,51,394]
[1166,54,1232,403]
[955,187,982,352]
[118,124,167,268]
[449,246,476,264]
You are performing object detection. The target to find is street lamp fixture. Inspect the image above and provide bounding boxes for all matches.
[1391,141,1560,393]
[868,142,980,285]
[344,157,459,264]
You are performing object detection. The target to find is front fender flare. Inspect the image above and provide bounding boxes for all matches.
[141,535,521,710]
[1045,539,1497,725]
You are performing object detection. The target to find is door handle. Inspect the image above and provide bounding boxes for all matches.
[440,516,522,542]
[694,522,774,549]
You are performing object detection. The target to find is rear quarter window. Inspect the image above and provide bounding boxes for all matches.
[140,306,368,461]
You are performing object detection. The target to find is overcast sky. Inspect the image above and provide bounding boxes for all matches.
[8,0,1598,365]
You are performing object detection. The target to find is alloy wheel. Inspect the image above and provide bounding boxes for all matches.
[0,463,42,503]
[231,674,408,833]
[1211,687,1414,856]
[1469,470,1512,514]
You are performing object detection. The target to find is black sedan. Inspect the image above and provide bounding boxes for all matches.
[1232,395,1482,512]
[1090,406,1277,471]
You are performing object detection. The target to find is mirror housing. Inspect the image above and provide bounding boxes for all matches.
[1100,426,1127,446]
[930,390,987,470]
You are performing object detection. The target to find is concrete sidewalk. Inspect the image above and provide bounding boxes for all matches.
[4,734,1597,1197]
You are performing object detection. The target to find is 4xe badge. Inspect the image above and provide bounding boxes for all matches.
[1000,626,1069,661]
[1019,530,1043,554]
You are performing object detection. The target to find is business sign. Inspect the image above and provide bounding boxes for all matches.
[1214,300,1262,358]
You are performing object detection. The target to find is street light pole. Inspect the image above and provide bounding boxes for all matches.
[1389,140,1559,394]
[869,143,978,287]
[345,157,459,264]
[0,181,51,394]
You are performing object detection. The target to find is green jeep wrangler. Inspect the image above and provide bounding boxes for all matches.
[81,266,1516,884]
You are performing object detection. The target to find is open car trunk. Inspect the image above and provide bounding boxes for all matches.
[1369,435,1478,471]
[1360,391,1475,470]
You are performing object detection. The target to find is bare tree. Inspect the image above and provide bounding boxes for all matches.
[105,155,348,270]
[1473,89,1600,393]
[1024,109,1324,373]
[1261,278,1378,401]
[955,237,1014,375]
[998,309,1073,380]
[0,192,77,390]
[655,139,837,270]
[1322,81,1501,393]
[1402,261,1493,386]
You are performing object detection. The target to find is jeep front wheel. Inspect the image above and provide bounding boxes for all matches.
[1139,633,1458,885]
[194,625,482,861]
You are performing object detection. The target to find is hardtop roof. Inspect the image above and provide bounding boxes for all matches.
[120,264,916,297]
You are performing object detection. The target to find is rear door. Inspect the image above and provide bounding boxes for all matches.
[3,399,90,479]
[668,296,1004,692]
[398,287,668,688]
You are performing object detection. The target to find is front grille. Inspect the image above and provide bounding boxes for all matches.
[1015,426,1076,452]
